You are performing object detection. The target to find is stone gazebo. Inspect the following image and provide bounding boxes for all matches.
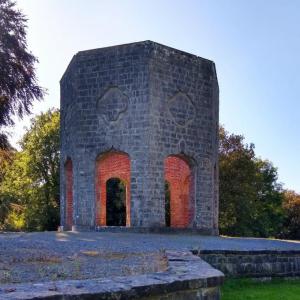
[60,40,219,234]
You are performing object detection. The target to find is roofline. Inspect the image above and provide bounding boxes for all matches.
[60,40,217,82]
[76,40,215,64]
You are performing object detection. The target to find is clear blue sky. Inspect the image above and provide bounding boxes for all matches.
[12,0,300,192]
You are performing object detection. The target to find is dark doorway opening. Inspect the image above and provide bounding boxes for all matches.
[106,178,126,226]
[165,181,171,227]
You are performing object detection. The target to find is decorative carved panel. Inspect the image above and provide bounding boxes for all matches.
[97,87,129,123]
[168,92,196,127]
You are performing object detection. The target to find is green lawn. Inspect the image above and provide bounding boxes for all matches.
[221,278,300,300]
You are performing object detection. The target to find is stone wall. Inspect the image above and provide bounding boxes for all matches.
[65,158,73,228]
[60,41,219,233]
[195,250,300,278]
[148,43,219,231]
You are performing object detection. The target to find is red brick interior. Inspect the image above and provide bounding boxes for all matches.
[65,159,73,228]
[95,152,131,226]
[164,156,192,228]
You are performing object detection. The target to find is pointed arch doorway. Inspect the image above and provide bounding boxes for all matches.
[95,151,131,227]
[164,155,193,228]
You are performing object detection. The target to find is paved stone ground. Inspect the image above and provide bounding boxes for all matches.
[0,232,169,284]
[1,231,300,253]
[0,251,224,300]
[0,231,299,284]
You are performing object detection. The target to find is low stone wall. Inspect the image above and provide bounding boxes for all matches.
[0,251,224,300]
[194,250,300,278]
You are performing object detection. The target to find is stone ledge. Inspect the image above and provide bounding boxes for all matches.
[0,251,224,300]
[194,249,300,255]
[61,225,219,236]
[194,250,300,278]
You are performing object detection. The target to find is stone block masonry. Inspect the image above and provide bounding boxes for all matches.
[65,158,73,228]
[195,250,300,278]
[60,41,219,233]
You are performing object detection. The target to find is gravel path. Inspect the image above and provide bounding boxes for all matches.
[0,231,299,284]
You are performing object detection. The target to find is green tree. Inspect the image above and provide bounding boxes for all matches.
[0,0,44,149]
[251,159,284,237]
[219,126,256,236]
[280,190,300,239]
[0,146,15,182]
[219,126,284,237]
[0,109,59,231]
[0,146,15,224]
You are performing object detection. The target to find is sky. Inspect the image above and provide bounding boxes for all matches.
[11,0,300,193]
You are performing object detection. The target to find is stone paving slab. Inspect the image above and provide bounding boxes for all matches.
[0,251,224,300]
[1,231,300,254]
[0,232,169,285]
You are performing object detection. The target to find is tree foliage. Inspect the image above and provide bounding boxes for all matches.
[219,126,284,237]
[0,145,15,223]
[0,145,15,182]
[0,0,44,149]
[0,109,59,231]
[280,190,300,240]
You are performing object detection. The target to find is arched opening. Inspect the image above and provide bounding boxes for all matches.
[106,178,126,226]
[164,155,193,228]
[65,158,73,228]
[165,181,171,227]
[95,151,130,226]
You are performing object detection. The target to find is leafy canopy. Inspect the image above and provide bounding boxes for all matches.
[280,190,300,240]
[0,109,59,231]
[0,0,44,149]
[219,126,284,237]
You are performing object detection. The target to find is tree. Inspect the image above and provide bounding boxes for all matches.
[0,0,44,149]
[219,126,284,237]
[0,109,59,231]
[280,190,300,239]
[0,145,15,182]
[219,126,256,236]
[251,159,284,237]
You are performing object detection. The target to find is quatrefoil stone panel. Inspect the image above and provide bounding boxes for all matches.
[168,92,196,127]
[97,87,129,123]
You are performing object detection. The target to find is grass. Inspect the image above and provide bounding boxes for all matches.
[221,278,300,300]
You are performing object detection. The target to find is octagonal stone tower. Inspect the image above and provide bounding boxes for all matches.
[60,41,219,235]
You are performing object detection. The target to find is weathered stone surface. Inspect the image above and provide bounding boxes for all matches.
[195,250,300,278]
[97,87,129,123]
[1,231,300,300]
[0,251,224,300]
[60,40,219,233]
[168,92,196,127]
